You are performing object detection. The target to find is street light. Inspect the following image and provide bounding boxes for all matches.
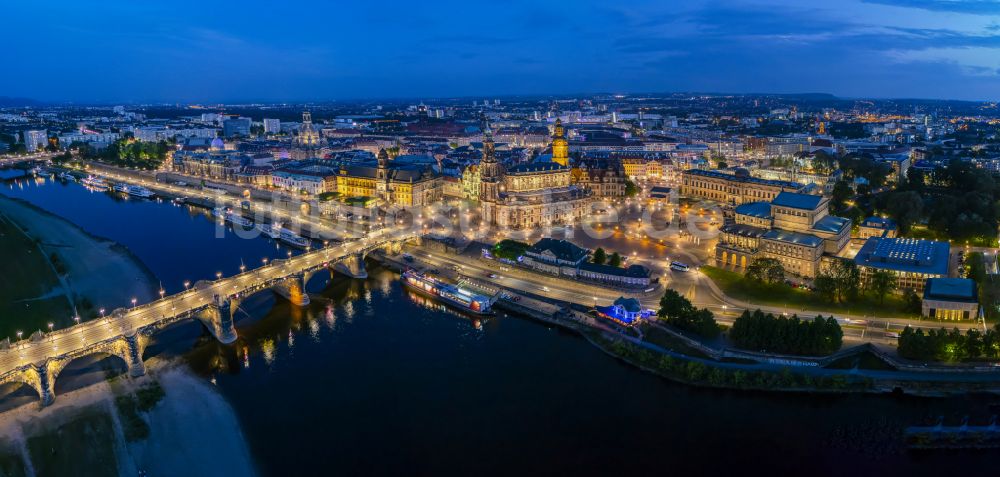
[216,271,223,280]
[131,298,137,308]
[184,280,191,290]
[74,316,80,325]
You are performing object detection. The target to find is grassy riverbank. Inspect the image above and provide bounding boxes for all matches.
[0,210,73,340]
[701,265,917,318]
[0,193,158,340]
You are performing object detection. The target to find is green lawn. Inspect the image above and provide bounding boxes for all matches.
[701,266,919,318]
[27,409,120,477]
[640,324,712,359]
[0,214,73,341]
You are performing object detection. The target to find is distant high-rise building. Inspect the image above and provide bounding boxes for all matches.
[24,130,47,152]
[263,118,281,134]
[222,118,251,138]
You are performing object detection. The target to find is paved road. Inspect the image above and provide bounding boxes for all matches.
[406,244,986,348]
[82,166,365,240]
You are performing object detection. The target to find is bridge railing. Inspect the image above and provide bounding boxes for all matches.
[2,233,410,351]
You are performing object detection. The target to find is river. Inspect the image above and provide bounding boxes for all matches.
[1,175,997,476]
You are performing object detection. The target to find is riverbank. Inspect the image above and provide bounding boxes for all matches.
[0,359,257,477]
[0,193,158,337]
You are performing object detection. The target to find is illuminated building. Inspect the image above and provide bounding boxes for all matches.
[479,127,592,229]
[854,237,949,293]
[550,119,569,167]
[715,192,851,278]
[680,168,804,205]
[336,148,442,207]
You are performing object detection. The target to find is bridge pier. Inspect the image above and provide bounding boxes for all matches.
[122,332,147,378]
[333,253,368,279]
[28,359,67,407]
[196,297,240,344]
[272,273,311,306]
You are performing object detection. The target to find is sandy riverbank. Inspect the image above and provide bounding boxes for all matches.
[0,193,158,317]
[0,359,257,477]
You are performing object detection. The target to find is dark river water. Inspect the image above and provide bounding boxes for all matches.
[2,175,997,476]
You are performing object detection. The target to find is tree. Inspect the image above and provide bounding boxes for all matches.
[658,289,694,320]
[830,180,852,214]
[902,289,922,314]
[885,191,923,233]
[657,289,720,339]
[608,252,622,267]
[624,179,638,197]
[814,274,837,301]
[821,259,860,303]
[869,269,898,304]
[592,247,607,265]
[729,309,842,356]
[745,257,784,285]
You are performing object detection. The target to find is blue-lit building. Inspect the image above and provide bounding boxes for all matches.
[595,296,653,326]
[854,237,950,293]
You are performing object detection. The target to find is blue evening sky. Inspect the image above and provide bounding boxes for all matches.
[3,0,999,102]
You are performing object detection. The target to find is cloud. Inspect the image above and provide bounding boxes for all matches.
[862,0,1000,15]
[887,46,1000,75]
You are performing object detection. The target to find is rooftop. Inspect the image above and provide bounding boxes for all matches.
[812,215,850,234]
[854,237,950,275]
[761,229,824,248]
[924,278,977,303]
[772,191,823,210]
[526,238,588,263]
[734,201,772,220]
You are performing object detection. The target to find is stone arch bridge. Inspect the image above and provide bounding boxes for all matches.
[0,231,416,406]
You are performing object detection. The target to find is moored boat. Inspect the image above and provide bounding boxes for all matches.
[401,269,494,315]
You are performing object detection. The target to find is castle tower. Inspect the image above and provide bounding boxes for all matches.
[551,119,569,167]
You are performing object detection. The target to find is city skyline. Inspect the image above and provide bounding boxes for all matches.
[4,0,1000,103]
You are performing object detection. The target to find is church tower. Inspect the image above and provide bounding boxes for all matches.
[478,125,504,202]
[550,119,569,167]
[376,148,390,202]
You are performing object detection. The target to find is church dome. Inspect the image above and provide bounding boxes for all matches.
[210,137,225,151]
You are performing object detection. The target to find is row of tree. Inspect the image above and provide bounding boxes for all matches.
[657,289,720,338]
[73,139,171,170]
[898,326,1000,361]
[729,309,843,356]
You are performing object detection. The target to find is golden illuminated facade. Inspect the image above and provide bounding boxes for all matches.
[336,148,442,207]
[479,128,592,229]
[550,119,569,167]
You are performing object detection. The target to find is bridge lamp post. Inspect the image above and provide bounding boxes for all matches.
[16,331,22,348]
[74,316,80,325]
[159,289,166,299]
[131,298,137,309]
[216,272,223,280]
[262,258,269,266]
[240,264,246,273]
[184,281,190,290]
[99,308,105,318]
